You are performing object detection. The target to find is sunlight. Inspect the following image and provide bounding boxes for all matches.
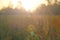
[11,0,19,9]
[0,0,47,12]
[21,0,46,12]
[11,0,47,12]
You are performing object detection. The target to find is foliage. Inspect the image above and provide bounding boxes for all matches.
[0,3,60,40]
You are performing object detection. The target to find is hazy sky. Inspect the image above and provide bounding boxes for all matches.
[0,0,47,9]
[0,0,60,10]
[0,0,11,9]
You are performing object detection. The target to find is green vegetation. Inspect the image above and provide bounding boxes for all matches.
[0,1,60,40]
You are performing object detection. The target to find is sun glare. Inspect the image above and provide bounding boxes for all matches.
[11,0,19,9]
[0,0,47,12]
[21,0,46,12]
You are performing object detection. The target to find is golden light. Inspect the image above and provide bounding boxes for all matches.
[21,0,47,12]
[0,0,47,11]
[11,0,19,9]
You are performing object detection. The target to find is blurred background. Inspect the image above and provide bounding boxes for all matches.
[0,0,60,40]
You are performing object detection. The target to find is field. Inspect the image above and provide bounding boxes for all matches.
[0,14,60,40]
